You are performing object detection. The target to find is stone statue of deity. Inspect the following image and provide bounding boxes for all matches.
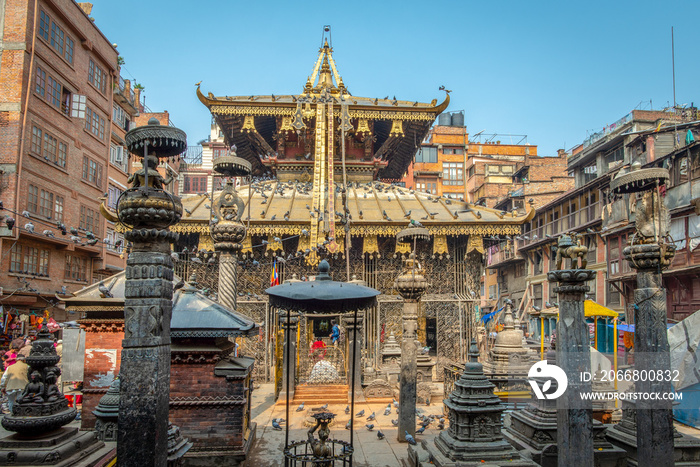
[127,154,173,191]
[17,371,45,404]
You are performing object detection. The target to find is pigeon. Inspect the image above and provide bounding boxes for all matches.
[345,406,350,414]
[5,217,15,229]
[437,422,445,430]
[98,282,113,298]
[43,229,55,237]
[416,425,426,435]
[393,399,399,408]
[24,222,34,233]
[70,235,81,243]
[377,430,385,440]
[391,419,399,426]
[174,279,185,291]
[296,402,304,412]
[60,286,68,295]
[419,419,431,427]
[87,238,98,246]
[320,404,328,410]
[345,420,351,430]
[383,405,391,416]
[366,412,376,421]
[70,227,79,236]
[272,418,285,424]
[405,431,417,445]
[21,210,31,219]
[356,410,365,418]
[272,420,282,431]
[365,423,374,431]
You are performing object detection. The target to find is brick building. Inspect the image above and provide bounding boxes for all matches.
[0,0,170,334]
[178,120,227,197]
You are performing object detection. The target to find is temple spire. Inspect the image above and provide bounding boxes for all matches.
[305,28,347,95]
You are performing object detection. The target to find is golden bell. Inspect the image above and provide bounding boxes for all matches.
[357,118,371,135]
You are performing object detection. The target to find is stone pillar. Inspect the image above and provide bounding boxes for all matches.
[610,164,676,467]
[117,118,186,467]
[626,243,675,466]
[279,311,299,402]
[210,179,247,312]
[343,312,364,401]
[547,268,596,467]
[394,254,427,442]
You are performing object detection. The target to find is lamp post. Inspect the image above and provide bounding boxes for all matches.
[610,163,675,467]
[118,118,186,466]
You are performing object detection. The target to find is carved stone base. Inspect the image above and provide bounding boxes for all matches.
[0,427,105,466]
[1,407,76,435]
[409,435,537,466]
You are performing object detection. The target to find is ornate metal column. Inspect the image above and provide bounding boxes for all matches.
[395,223,430,442]
[118,118,185,466]
[342,311,364,401]
[210,147,251,311]
[279,310,299,404]
[547,234,595,467]
[611,164,675,467]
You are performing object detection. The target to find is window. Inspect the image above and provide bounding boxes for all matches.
[443,162,463,185]
[586,279,596,302]
[88,60,107,93]
[415,181,437,195]
[416,147,438,163]
[46,75,61,108]
[583,163,597,183]
[514,262,525,278]
[38,10,49,41]
[23,247,38,275]
[65,254,88,282]
[488,284,497,300]
[54,196,64,222]
[27,185,39,213]
[85,107,105,139]
[57,142,67,168]
[533,251,542,274]
[82,156,103,188]
[39,189,53,218]
[605,145,624,170]
[50,21,64,56]
[607,282,620,307]
[65,37,74,64]
[468,166,475,178]
[31,126,42,154]
[107,185,122,211]
[443,148,454,155]
[35,67,46,97]
[43,132,57,162]
[79,205,99,235]
[10,245,22,272]
[212,148,227,159]
[182,175,207,194]
[112,105,129,131]
[39,250,49,275]
[105,228,124,253]
[110,144,127,171]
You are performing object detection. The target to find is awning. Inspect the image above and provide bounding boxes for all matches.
[584,300,619,318]
[606,323,676,333]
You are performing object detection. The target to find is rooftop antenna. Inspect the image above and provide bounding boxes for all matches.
[672,26,678,148]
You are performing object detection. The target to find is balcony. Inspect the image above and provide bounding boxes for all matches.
[518,201,601,249]
[487,246,522,268]
[114,77,138,114]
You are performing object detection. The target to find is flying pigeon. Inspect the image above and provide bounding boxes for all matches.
[296,402,304,412]
[366,412,376,421]
[272,420,282,431]
[405,431,417,445]
[356,410,365,418]
[365,423,374,431]
[377,430,385,440]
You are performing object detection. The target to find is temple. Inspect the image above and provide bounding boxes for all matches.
[171,36,534,399]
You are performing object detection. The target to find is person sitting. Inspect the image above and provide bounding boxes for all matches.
[310,337,327,360]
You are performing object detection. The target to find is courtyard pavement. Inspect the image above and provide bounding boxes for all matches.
[247,383,444,466]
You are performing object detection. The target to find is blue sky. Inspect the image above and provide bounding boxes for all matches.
[94,0,699,156]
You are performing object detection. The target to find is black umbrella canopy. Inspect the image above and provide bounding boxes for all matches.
[266,260,380,313]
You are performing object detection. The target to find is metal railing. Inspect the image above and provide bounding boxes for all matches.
[487,247,517,267]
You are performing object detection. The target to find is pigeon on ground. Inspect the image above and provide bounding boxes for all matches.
[383,405,391,416]
[437,422,445,430]
[405,431,417,445]
[345,420,351,430]
[296,402,304,412]
[393,399,399,408]
[272,418,285,424]
[320,404,328,410]
[356,410,365,418]
[365,424,374,431]
[391,419,398,426]
[377,430,385,440]
[367,412,376,421]
[345,405,350,414]
[419,419,431,427]
[272,420,282,431]
[416,426,426,435]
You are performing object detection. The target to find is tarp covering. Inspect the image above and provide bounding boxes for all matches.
[669,309,700,391]
[584,300,619,318]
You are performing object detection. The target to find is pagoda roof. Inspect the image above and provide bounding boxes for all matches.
[196,38,449,180]
[60,272,258,338]
[172,180,533,238]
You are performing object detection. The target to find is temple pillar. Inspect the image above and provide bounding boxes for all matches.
[343,312,364,401]
[394,253,428,442]
[116,118,186,467]
[547,266,596,467]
